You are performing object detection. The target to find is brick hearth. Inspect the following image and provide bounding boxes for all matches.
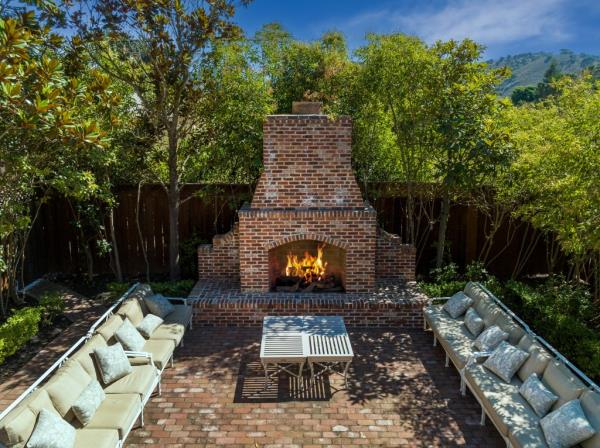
[189,279,426,329]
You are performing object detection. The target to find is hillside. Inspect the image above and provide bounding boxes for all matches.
[488,49,600,96]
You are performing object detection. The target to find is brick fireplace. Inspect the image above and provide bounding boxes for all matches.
[198,102,415,292]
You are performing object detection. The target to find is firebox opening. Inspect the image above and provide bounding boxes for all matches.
[269,240,346,293]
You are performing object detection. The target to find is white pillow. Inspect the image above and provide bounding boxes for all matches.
[72,379,106,426]
[483,341,529,383]
[144,294,174,318]
[137,314,164,338]
[27,408,76,448]
[443,291,473,318]
[94,343,132,385]
[519,373,558,417]
[540,399,596,448]
[474,325,509,352]
[115,318,146,351]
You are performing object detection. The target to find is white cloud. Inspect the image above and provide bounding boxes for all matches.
[345,0,570,46]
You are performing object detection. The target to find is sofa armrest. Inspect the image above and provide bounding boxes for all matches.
[124,351,154,366]
[466,351,493,368]
[166,296,190,306]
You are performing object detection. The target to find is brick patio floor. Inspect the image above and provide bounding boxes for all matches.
[126,328,504,447]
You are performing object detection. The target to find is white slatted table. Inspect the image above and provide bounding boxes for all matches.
[304,316,354,388]
[259,316,354,391]
[260,316,308,390]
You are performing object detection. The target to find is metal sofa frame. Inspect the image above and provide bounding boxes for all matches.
[0,281,189,448]
[423,282,600,448]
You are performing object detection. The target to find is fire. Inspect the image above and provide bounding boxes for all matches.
[285,243,328,283]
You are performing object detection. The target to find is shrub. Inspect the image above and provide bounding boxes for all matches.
[420,280,466,298]
[106,280,195,302]
[180,234,209,279]
[504,278,600,381]
[39,292,66,325]
[0,307,42,365]
[149,280,194,297]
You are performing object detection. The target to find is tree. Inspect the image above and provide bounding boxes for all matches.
[256,24,353,113]
[511,85,537,105]
[500,75,600,298]
[0,10,116,312]
[67,0,250,280]
[352,34,438,251]
[430,39,511,268]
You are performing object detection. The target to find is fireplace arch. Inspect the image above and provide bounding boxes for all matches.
[268,239,346,292]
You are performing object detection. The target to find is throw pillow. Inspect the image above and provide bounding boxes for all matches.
[93,343,132,385]
[27,409,76,448]
[519,373,559,417]
[114,318,146,351]
[144,294,174,319]
[443,291,473,318]
[136,314,164,338]
[464,308,484,337]
[474,325,509,352]
[72,379,106,426]
[483,341,530,382]
[540,399,596,448]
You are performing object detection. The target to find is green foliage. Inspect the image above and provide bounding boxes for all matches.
[0,307,42,365]
[511,86,537,105]
[180,234,209,280]
[39,292,66,326]
[107,281,195,301]
[504,278,600,380]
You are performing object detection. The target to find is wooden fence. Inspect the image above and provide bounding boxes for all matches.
[23,183,563,282]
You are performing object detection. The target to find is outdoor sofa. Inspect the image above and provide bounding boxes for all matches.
[0,282,193,448]
[424,281,600,448]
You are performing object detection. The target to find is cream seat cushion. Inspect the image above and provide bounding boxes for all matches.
[150,323,185,346]
[79,393,140,439]
[437,324,476,370]
[74,428,119,448]
[128,339,175,369]
[102,364,158,398]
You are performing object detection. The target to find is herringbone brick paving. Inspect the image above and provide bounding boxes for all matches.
[126,328,503,447]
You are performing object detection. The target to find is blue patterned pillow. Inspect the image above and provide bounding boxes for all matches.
[72,379,106,425]
[541,400,596,448]
[144,294,174,318]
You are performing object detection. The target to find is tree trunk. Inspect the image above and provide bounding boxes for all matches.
[136,182,151,282]
[82,240,94,282]
[108,208,123,282]
[167,188,180,280]
[435,193,451,268]
[167,125,181,281]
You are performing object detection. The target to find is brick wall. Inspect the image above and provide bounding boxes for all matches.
[197,223,240,281]
[192,298,425,329]
[238,206,377,292]
[376,229,417,282]
[251,115,364,209]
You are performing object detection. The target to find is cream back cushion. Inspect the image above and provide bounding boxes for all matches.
[70,335,107,380]
[0,389,55,447]
[581,390,600,448]
[518,345,553,382]
[44,360,92,418]
[96,314,124,343]
[543,361,587,411]
[117,299,145,326]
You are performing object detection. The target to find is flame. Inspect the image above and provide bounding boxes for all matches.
[285,243,328,283]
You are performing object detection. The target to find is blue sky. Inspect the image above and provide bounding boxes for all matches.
[234,0,600,59]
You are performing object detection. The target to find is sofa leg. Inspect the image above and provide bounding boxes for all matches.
[170,355,174,368]
[480,407,486,426]
[445,353,449,368]
[433,335,437,347]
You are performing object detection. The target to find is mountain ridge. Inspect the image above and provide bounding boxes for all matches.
[487,49,600,96]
